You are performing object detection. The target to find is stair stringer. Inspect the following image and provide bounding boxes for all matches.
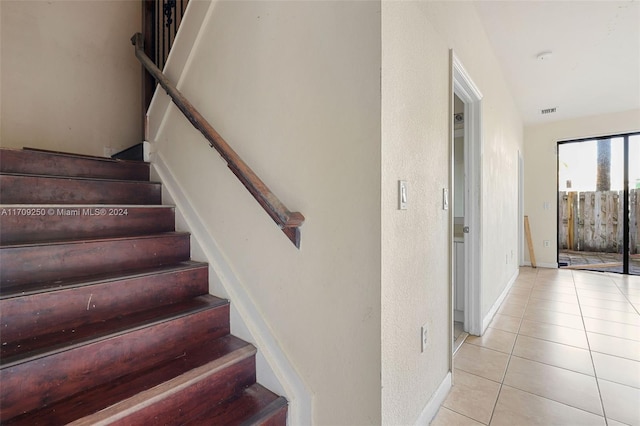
[150,150,312,426]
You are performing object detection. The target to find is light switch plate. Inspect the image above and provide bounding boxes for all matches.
[443,188,449,210]
[421,323,428,352]
[399,180,408,210]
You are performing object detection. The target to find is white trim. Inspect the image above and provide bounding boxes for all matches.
[414,372,452,425]
[452,51,483,337]
[518,152,524,266]
[522,261,559,269]
[482,268,519,332]
[151,152,312,426]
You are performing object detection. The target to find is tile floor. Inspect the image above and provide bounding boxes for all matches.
[431,267,640,426]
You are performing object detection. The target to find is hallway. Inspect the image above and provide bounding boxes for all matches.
[432,267,640,425]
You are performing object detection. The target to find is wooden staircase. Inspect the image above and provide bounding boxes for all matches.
[0,148,287,425]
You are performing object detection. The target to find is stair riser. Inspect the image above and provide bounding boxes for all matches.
[109,357,256,425]
[0,304,230,420]
[0,207,175,244]
[201,385,287,425]
[0,234,190,287]
[1,266,208,343]
[0,149,149,181]
[0,175,161,205]
[256,408,288,426]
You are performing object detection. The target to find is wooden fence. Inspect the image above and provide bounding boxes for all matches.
[559,189,639,254]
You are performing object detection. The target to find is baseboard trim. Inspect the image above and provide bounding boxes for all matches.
[521,261,558,269]
[482,268,520,333]
[151,151,312,426]
[415,372,452,425]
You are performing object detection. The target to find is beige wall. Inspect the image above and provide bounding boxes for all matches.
[382,2,523,423]
[524,109,640,267]
[149,1,381,424]
[0,0,141,156]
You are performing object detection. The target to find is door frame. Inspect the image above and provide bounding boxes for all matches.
[451,51,483,337]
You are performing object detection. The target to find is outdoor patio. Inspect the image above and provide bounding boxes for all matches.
[559,250,640,275]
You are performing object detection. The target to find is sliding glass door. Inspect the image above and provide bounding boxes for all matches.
[557,133,639,275]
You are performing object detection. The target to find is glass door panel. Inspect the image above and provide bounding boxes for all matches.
[558,136,633,274]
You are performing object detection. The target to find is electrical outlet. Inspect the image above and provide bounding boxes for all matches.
[543,240,550,248]
[421,323,428,353]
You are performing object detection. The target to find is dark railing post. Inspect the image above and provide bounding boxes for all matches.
[141,0,189,126]
[141,0,156,135]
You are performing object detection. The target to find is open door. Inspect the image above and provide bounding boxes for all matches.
[451,51,483,357]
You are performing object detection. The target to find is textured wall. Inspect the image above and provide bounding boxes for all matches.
[148,1,382,424]
[1,0,141,156]
[382,2,523,423]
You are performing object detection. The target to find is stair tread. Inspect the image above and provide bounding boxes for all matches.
[1,232,191,288]
[4,335,254,426]
[0,260,207,299]
[188,384,286,425]
[0,148,149,181]
[23,147,146,163]
[0,294,228,367]
[0,171,159,184]
[0,230,189,249]
[0,204,177,245]
[0,173,161,205]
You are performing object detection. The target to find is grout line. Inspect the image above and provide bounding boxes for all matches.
[442,268,640,425]
[611,278,640,316]
[572,270,610,426]
[438,407,491,425]
[486,267,535,426]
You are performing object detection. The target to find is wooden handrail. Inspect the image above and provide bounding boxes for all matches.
[131,33,304,248]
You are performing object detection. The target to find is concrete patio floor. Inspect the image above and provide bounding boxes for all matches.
[559,250,640,275]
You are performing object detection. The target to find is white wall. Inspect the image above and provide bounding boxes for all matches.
[524,109,640,267]
[381,2,523,424]
[148,1,381,424]
[0,0,141,156]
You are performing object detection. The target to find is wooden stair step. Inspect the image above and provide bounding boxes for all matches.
[187,384,288,426]
[0,261,204,298]
[0,148,150,181]
[0,262,209,344]
[1,294,229,363]
[0,146,287,424]
[3,335,255,425]
[0,173,161,205]
[0,204,175,244]
[0,232,191,287]
[0,295,230,420]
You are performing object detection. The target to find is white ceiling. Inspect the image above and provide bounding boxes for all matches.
[474,0,640,125]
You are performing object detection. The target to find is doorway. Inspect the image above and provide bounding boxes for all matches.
[557,133,640,275]
[452,94,467,353]
[450,51,483,359]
